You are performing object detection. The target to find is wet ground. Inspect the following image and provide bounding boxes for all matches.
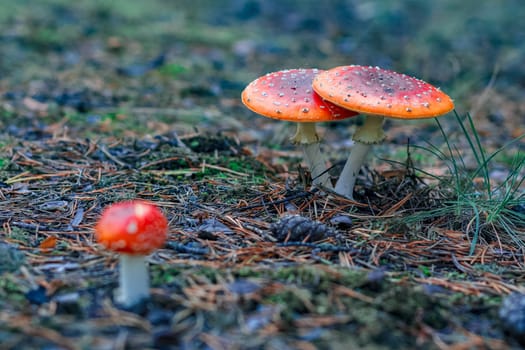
[0,1,525,349]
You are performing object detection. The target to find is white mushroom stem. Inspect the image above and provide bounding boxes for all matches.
[334,142,371,198]
[290,123,333,189]
[116,254,149,306]
[334,115,386,198]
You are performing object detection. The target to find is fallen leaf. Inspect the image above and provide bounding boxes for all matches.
[39,236,57,251]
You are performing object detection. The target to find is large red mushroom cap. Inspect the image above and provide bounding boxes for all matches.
[241,68,358,122]
[95,201,168,255]
[312,65,454,119]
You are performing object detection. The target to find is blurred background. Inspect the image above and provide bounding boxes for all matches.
[0,0,523,151]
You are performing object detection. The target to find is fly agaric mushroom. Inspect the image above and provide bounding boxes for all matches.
[95,200,168,306]
[242,68,358,188]
[312,65,454,198]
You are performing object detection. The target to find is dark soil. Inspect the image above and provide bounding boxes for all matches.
[0,1,524,349]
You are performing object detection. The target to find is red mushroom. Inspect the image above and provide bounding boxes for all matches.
[95,200,168,306]
[242,68,358,188]
[312,65,454,198]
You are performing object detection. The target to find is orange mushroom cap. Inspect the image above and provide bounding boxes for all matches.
[312,65,454,119]
[95,201,168,255]
[241,68,358,122]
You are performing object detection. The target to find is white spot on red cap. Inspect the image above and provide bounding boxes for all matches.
[127,220,138,234]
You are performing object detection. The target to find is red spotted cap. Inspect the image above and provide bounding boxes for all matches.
[95,200,168,255]
[312,65,454,119]
[241,68,358,122]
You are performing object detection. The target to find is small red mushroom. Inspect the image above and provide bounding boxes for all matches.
[242,68,358,188]
[312,65,454,198]
[95,200,168,306]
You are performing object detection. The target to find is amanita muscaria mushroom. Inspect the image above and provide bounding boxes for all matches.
[242,68,358,188]
[95,200,168,306]
[312,65,454,198]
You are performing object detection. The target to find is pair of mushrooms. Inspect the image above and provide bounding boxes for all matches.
[242,65,454,199]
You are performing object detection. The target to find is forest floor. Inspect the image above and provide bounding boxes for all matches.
[0,1,524,349]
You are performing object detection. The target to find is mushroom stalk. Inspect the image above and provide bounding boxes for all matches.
[334,115,385,198]
[116,254,150,306]
[334,142,371,198]
[291,123,333,188]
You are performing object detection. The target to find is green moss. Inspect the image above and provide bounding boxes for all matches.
[158,63,188,78]
[150,266,182,287]
[8,228,32,245]
[0,274,28,307]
